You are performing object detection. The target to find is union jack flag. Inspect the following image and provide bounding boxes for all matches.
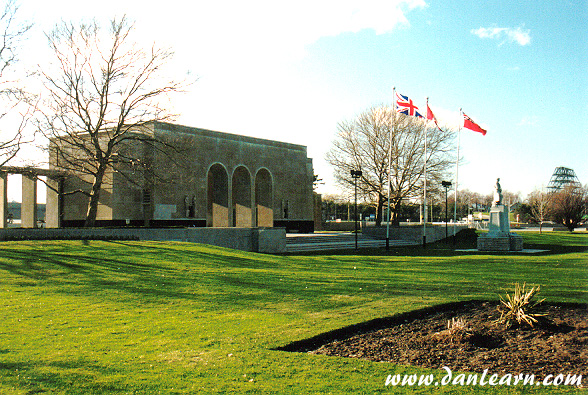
[396,93,423,118]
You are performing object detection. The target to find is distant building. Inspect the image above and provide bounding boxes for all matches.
[49,121,315,232]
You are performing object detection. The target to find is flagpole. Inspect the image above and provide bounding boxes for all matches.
[454,108,462,244]
[386,87,395,250]
[423,98,429,248]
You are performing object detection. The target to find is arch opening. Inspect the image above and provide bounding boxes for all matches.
[232,166,252,227]
[207,164,229,227]
[255,169,273,227]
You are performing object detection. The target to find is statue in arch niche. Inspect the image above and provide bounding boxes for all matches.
[493,178,503,206]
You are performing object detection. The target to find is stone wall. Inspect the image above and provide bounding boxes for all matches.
[363,224,469,244]
[0,227,287,253]
[151,122,314,227]
[323,221,357,232]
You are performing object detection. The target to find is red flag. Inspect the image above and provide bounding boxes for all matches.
[463,112,487,135]
[426,103,442,131]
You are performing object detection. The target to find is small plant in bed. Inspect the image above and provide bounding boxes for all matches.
[496,282,546,328]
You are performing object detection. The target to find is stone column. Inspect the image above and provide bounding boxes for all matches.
[313,193,323,231]
[227,180,233,228]
[0,171,7,229]
[21,173,37,228]
[45,177,62,228]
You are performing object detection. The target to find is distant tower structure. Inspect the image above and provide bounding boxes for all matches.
[547,166,581,193]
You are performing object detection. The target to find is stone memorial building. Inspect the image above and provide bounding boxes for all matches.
[49,121,315,232]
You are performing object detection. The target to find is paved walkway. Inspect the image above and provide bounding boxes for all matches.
[285,232,416,253]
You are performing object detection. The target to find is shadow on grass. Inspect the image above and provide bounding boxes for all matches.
[0,242,208,304]
[0,241,474,313]
[275,299,588,353]
[0,358,128,394]
[286,230,588,258]
[275,300,489,352]
[0,241,329,309]
[0,234,585,311]
[0,245,174,280]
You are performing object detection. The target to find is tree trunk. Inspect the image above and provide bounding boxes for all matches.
[84,166,107,227]
[375,193,385,227]
[390,198,402,226]
[564,219,575,232]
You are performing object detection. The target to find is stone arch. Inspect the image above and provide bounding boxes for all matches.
[207,163,229,227]
[255,168,273,227]
[231,165,252,227]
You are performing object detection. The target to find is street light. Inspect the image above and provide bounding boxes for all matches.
[350,170,363,249]
[442,180,452,242]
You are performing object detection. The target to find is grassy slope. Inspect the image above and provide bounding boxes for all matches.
[0,233,586,394]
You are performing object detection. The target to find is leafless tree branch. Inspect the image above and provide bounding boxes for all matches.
[39,15,186,227]
[326,105,455,226]
[0,0,34,167]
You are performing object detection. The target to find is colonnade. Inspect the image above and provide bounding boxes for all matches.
[0,167,64,228]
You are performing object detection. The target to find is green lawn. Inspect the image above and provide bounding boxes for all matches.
[0,232,586,394]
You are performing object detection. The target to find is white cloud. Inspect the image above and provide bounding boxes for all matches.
[15,0,430,199]
[148,0,431,138]
[471,26,531,46]
[166,0,429,67]
[21,0,428,72]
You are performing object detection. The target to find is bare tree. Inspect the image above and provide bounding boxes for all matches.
[455,189,486,219]
[527,188,553,233]
[476,189,519,212]
[502,190,521,206]
[39,16,184,227]
[0,0,33,166]
[459,189,486,213]
[550,184,588,232]
[326,105,454,226]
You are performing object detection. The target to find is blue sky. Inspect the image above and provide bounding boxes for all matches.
[9,0,588,201]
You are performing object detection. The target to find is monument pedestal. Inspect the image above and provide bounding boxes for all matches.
[477,204,523,251]
[477,234,523,251]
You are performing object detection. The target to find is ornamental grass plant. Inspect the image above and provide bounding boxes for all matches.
[496,282,546,328]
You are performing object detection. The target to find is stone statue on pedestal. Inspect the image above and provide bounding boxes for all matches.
[493,178,502,206]
[477,178,523,251]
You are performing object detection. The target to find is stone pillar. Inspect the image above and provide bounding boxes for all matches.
[0,171,7,229]
[21,173,37,228]
[313,192,323,231]
[488,205,510,236]
[45,177,62,228]
[227,181,234,228]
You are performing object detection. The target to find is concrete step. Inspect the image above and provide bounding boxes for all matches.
[285,238,415,252]
[286,234,373,244]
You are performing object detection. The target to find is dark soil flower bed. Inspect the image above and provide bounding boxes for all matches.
[279,301,587,380]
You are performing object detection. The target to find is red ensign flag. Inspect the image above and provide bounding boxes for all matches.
[463,113,487,135]
[426,103,442,131]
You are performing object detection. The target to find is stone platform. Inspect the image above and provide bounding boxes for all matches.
[477,233,523,251]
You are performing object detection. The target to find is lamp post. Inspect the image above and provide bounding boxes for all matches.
[350,170,362,250]
[442,181,452,242]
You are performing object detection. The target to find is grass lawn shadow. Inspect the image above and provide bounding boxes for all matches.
[287,230,588,258]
